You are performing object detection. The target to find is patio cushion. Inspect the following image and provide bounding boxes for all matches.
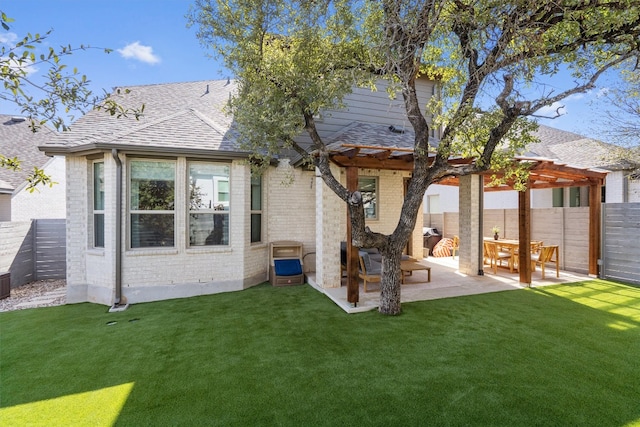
[359,251,382,275]
[273,259,303,276]
[433,238,453,257]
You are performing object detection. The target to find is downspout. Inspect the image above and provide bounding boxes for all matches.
[111,149,124,309]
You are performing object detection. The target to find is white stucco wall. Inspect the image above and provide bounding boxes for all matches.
[11,156,66,221]
[629,178,640,202]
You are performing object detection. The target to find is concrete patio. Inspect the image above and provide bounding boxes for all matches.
[307,255,592,313]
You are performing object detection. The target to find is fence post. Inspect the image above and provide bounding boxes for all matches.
[32,219,38,281]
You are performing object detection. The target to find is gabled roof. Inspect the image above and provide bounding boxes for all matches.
[40,80,247,158]
[0,115,58,190]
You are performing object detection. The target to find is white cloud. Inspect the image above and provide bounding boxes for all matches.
[596,87,610,98]
[1,55,37,75]
[117,41,160,64]
[0,32,18,45]
[536,101,567,117]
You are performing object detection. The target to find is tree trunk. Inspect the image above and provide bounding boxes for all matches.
[378,249,403,315]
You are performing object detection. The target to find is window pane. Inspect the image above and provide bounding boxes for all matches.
[131,214,174,248]
[94,213,104,248]
[217,180,230,202]
[93,162,104,210]
[251,213,261,243]
[552,188,564,207]
[131,161,175,211]
[189,163,230,211]
[358,177,377,219]
[569,187,580,207]
[189,213,229,246]
[251,175,262,210]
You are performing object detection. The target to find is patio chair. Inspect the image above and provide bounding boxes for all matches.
[484,241,513,274]
[531,245,560,279]
[451,235,460,259]
[358,251,381,292]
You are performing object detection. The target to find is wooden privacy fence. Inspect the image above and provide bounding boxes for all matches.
[601,203,640,285]
[0,219,66,287]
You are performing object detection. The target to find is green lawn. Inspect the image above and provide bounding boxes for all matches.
[2,280,640,426]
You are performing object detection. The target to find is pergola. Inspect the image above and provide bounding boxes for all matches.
[329,142,607,305]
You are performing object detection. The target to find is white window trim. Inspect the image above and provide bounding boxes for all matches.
[128,158,177,250]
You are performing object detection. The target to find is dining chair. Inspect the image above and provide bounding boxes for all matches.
[451,235,460,259]
[531,245,560,279]
[484,241,513,274]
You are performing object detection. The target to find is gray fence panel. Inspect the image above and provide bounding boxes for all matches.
[602,203,640,285]
[33,219,66,280]
[9,224,34,287]
[1,219,65,287]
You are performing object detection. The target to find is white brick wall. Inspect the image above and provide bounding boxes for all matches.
[266,160,317,272]
[66,155,272,305]
[65,156,89,302]
[458,174,481,275]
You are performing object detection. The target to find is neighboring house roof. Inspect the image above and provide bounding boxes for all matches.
[526,124,633,171]
[0,115,58,191]
[40,80,247,158]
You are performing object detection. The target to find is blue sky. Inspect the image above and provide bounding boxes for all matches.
[0,0,624,143]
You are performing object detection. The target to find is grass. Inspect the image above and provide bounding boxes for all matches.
[2,280,640,426]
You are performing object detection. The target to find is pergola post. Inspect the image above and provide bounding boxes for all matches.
[518,184,532,285]
[346,166,359,305]
[589,181,602,277]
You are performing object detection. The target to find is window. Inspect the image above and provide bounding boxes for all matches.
[93,162,105,248]
[569,187,581,207]
[188,162,230,246]
[250,173,262,243]
[427,194,440,214]
[552,188,564,207]
[130,160,175,248]
[359,176,377,219]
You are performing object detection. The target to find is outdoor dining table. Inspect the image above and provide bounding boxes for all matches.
[484,238,543,271]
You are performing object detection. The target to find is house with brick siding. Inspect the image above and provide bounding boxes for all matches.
[40,79,434,307]
[0,115,66,221]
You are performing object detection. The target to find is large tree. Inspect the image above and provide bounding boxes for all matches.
[0,11,142,189]
[598,68,640,175]
[189,0,640,315]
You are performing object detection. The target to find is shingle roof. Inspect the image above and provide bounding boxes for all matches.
[0,115,58,190]
[326,122,418,150]
[526,124,628,170]
[41,80,246,156]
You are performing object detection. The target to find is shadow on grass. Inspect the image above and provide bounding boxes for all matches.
[2,281,640,426]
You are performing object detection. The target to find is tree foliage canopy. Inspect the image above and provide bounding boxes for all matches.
[1,11,143,189]
[189,0,640,314]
